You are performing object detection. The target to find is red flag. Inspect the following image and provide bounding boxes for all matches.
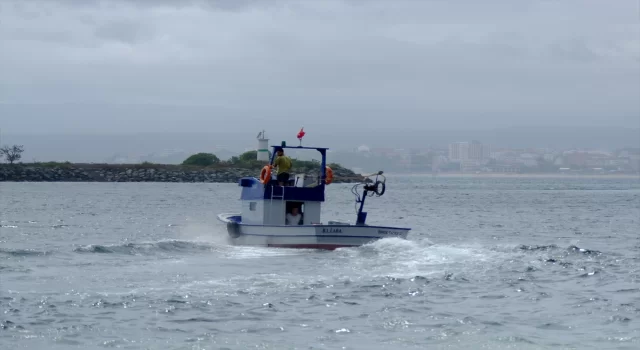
[297,127,305,140]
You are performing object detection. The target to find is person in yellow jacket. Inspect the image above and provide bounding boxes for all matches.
[272,148,292,186]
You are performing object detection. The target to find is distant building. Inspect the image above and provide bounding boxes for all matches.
[489,164,521,173]
[468,140,490,160]
[356,145,370,153]
[449,140,490,163]
[630,155,640,172]
[565,151,588,167]
[543,153,556,162]
[449,142,469,162]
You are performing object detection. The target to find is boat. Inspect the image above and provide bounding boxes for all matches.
[217,130,411,250]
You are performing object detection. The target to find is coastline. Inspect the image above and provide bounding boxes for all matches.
[2,163,637,182]
[0,163,364,183]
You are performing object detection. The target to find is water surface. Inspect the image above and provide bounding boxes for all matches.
[1,176,639,349]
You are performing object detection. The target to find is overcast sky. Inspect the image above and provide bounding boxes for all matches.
[1,0,639,134]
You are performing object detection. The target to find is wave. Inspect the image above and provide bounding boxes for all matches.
[73,239,219,255]
[73,238,320,259]
[331,237,500,279]
[0,248,52,257]
[324,238,616,283]
[516,244,602,256]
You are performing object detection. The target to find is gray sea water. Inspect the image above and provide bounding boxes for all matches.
[1,176,639,350]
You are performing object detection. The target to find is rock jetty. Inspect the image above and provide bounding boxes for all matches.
[0,164,364,183]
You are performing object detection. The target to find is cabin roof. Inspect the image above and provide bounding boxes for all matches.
[271,145,329,151]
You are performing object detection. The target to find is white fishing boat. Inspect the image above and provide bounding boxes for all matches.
[217,130,411,250]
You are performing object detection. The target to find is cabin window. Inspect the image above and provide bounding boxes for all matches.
[286,201,304,225]
[249,202,257,211]
[286,201,304,213]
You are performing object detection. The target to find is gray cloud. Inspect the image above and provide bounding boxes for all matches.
[94,19,154,44]
[0,0,638,134]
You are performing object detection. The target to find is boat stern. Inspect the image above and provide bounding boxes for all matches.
[217,213,242,238]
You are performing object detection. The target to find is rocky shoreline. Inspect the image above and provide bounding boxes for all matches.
[0,164,364,183]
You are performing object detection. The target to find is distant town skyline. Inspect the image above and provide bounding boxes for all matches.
[1,126,638,170]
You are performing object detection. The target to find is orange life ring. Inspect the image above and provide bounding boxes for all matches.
[259,165,272,183]
[325,166,334,184]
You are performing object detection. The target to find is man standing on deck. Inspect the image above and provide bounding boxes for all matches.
[273,148,292,186]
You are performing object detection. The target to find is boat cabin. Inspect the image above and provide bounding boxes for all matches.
[237,145,329,226]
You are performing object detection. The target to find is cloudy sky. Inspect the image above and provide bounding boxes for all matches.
[1,0,638,134]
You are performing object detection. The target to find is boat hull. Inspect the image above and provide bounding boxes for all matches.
[217,213,410,250]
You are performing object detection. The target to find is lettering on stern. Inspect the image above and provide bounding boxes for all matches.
[322,227,342,233]
[377,229,404,236]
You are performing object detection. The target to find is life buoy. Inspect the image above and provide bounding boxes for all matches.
[259,165,272,184]
[325,166,334,184]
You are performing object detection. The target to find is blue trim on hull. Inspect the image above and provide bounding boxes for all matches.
[239,224,410,231]
[219,214,411,231]
[234,234,390,239]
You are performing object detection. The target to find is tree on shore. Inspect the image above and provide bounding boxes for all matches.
[182,153,220,167]
[0,145,24,164]
[228,150,272,166]
[238,150,272,162]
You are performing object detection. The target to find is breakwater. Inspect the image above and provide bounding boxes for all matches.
[0,164,364,183]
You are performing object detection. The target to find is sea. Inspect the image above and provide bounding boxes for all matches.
[1,175,639,350]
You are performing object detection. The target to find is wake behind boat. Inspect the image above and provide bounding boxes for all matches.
[217,130,411,250]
